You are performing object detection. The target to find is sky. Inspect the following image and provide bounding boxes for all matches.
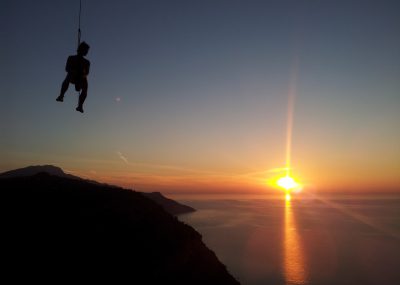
[1,0,399,193]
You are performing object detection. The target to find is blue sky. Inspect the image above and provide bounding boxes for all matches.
[1,0,399,192]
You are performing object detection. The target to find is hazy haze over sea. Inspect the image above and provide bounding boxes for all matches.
[172,193,400,285]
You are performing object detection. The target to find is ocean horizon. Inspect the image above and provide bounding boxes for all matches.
[171,192,400,285]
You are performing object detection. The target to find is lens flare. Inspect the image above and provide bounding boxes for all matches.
[276,175,302,197]
[277,176,298,190]
[268,58,304,197]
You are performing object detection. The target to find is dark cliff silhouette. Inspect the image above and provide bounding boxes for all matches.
[143,192,196,215]
[1,172,239,284]
[0,165,195,215]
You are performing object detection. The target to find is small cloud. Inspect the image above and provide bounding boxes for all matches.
[64,169,74,174]
[115,97,121,102]
[89,170,97,175]
[268,167,290,173]
[117,151,129,164]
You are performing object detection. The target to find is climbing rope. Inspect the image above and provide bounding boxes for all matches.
[76,0,82,96]
[77,0,82,48]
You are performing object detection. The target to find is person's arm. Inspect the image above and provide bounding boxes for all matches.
[65,56,73,73]
[85,60,90,76]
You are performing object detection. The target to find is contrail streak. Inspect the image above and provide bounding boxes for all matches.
[285,58,299,178]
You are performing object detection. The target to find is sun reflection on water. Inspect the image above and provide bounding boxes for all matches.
[284,198,308,285]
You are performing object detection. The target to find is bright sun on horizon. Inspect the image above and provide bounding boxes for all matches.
[277,176,301,201]
[277,176,298,190]
[276,176,302,201]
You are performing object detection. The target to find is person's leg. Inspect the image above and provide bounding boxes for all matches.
[76,79,88,113]
[57,76,70,102]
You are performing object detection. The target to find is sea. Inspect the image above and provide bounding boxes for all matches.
[170,193,400,285]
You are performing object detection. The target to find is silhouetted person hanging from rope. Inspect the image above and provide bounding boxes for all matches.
[56,42,90,113]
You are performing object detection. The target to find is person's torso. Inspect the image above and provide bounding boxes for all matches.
[68,55,90,74]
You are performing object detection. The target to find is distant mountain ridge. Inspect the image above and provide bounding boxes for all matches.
[0,165,76,179]
[0,165,195,215]
[1,172,240,284]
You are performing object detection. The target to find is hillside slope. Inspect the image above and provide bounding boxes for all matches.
[1,173,239,284]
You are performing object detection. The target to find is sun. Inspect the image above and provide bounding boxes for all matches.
[276,176,301,201]
[277,176,298,190]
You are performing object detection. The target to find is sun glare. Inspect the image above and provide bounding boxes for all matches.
[277,176,298,190]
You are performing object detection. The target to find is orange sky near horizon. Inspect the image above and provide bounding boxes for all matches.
[1,137,399,194]
[17,150,396,194]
